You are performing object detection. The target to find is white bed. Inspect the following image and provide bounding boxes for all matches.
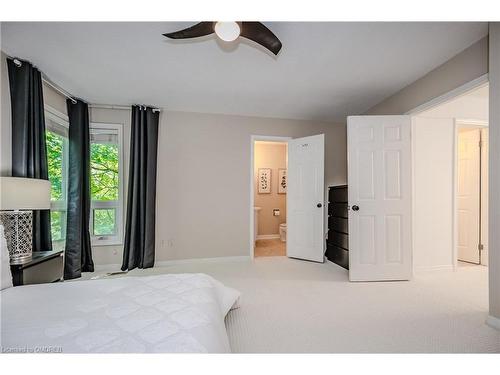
[0,273,240,353]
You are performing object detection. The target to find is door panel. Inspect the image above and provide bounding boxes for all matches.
[348,116,412,281]
[385,215,402,263]
[384,150,402,199]
[457,128,481,264]
[287,134,325,262]
[359,215,376,264]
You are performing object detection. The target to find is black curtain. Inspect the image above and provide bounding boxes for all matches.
[7,58,52,251]
[64,99,94,279]
[122,106,159,271]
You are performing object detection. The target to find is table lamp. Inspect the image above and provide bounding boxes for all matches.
[0,177,51,263]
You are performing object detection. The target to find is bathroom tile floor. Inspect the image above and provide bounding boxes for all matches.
[254,239,286,257]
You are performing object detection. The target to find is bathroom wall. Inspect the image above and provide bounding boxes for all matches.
[254,142,287,237]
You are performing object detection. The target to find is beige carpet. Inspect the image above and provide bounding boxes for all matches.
[81,257,500,353]
[254,239,286,257]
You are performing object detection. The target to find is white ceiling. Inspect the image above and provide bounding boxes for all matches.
[0,22,488,122]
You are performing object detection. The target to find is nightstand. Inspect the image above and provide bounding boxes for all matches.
[10,250,64,286]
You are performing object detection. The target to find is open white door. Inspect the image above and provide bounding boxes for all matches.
[348,116,412,281]
[457,127,483,264]
[287,134,325,262]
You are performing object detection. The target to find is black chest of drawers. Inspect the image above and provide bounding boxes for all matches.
[326,185,349,269]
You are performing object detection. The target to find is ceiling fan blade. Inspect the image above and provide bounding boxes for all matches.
[163,22,215,39]
[240,22,282,55]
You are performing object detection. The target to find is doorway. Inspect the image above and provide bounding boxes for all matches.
[455,123,489,266]
[249,134,326,261]
[253,140,288,257]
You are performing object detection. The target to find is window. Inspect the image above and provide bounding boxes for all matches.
[45,106,124,247]
[90,124,123,245]
[45,110,69,250]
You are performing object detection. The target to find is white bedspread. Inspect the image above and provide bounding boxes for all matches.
[0,273,240,353]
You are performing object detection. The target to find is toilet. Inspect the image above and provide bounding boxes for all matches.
[279,223,287,242]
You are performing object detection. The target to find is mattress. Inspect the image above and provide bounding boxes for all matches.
[0,273,240,353]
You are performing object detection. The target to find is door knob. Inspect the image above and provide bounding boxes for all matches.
[352,205,359,211]
[317,203,322,208]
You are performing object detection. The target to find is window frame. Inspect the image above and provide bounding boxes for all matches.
[45,106,70,246]
[89,122,124,246]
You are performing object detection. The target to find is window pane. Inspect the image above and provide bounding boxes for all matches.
[91,142,119,201]
[50,210,64,241]
[93,209,116,236]
[46,131,64,201]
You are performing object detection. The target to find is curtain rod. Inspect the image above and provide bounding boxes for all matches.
[90,104,161,113]
[12,58,77,104]
[11,58,161,112]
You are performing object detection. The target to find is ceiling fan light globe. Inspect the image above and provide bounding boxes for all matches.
[214,22,240,42]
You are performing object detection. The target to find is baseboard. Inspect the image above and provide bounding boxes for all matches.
[414,264,454,273]
[486,315,500,331]
[94,256,251,272]
[94,264,122,272]
[256,234,281,240]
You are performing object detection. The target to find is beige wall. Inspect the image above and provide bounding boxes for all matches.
[254,142,287,236]
[156,111,346,262]
[412,117,455,271]
[488,23,500,323]
[365,37,488,116]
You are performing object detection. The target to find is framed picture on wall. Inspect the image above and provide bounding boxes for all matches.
[258,168,271,194]
[278,168,287,194]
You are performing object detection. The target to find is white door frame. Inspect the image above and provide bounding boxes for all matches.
[405,74,489,116]
[453,119,488,268]
[249,135,292,259]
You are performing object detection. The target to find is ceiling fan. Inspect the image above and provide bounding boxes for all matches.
[163,22,282,55]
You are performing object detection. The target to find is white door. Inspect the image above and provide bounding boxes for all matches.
[480,128,488,266]
[457,128,481,264]
[348,116,412,281]
[287,134,325,262]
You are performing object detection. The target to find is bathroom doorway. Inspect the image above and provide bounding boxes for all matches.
[455,123,489,266]
[250,136,290,258]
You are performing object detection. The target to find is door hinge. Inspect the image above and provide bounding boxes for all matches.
[478,243,484,251]
[479,139,483,148]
